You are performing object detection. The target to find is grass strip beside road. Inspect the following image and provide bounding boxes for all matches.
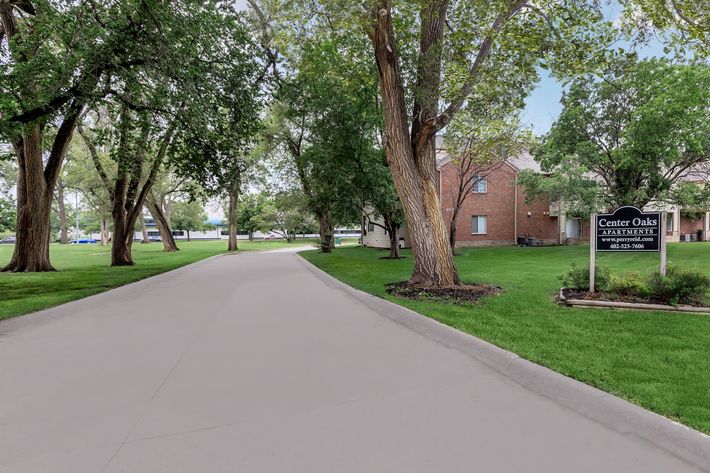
[301,244,710,435]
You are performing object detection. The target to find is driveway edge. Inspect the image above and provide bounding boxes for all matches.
[297,253,710,473]
[0,251,233,334]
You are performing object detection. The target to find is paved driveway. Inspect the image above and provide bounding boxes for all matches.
[0,249,703,472]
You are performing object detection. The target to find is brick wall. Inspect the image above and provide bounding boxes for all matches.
[439,161,560,246]
[440,162,517,246]
[680,216,704,237]
[516,187,559,245]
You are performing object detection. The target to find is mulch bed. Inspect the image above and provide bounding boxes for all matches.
[386,281,501,304]
[561,288,705,307]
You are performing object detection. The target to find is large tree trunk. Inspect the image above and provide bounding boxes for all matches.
[368,2,459,287]
[1,7,83,272]
[317,208,333,253]
[111,173,136,266]
[139,212,150,244]
[111,221,135,266]
[108,110,174,267]
[56,178,69,244]
[227,183,239,252]
[146,196,178,252]
[100,217,109,246]
[3,127,56,272]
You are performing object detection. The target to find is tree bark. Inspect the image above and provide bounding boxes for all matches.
[146,195,178,252]
[56,178,69,244]
[100,217,109,246]
[2,127,56,272]
[367,1,459,287]
[111,212,135,266]
[1,6,90,272]
[317,208,333,252]
[385,215,401,259]
[139,212,150,243]
[227,181,239,252]
[109,112,175,267]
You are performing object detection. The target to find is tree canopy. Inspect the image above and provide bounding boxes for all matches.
[530,57,709,212]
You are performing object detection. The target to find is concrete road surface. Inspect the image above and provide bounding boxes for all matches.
[0,249,704,472]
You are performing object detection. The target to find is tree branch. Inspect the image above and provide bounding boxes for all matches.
[427,0,528,136]
[44,99,85,191]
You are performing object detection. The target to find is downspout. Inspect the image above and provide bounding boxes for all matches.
[439,168,443,204]
[514,173,518,245]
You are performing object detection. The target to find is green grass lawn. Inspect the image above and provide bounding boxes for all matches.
[301,243,710,434]
[0,238,319,321]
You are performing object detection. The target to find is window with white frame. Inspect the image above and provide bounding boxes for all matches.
[472,175,487,193]
[666,215,674,233]
[472,215,487,234]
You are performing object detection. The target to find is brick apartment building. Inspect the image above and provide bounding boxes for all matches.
[437,151,579,247]
[362,148,709,249]
[363,149,585,248]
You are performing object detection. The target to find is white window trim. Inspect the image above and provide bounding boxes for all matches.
[472,215,488,235]
[472,175,488,194]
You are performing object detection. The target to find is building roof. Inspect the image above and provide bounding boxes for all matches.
[506,151,541,172]
[435,135,539,173]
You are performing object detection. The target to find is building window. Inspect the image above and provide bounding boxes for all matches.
[368,222,375,232]
[472,175,487,193]
[472,215,487,234]
[172,230,185,236]
[566,218,581,238]
[667,215,674,233]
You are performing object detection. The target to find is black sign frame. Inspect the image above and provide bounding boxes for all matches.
[595,206,661,253]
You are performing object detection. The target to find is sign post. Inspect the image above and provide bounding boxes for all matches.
[660,211,667,277]
[590,206,665,291]
[589,214,596,293]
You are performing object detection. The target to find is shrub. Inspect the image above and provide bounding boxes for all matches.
[608,272,650,298]
[560,263,610,291]
[647,266,710,305]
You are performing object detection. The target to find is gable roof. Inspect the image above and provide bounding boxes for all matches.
[435,135,539,173]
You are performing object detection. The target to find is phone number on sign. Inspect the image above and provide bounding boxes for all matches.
[608,243,648,250]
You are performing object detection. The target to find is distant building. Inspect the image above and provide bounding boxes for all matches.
[361,208,411,248]
[134,217,361,242]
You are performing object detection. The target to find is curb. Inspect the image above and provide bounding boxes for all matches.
[296,252,710,473]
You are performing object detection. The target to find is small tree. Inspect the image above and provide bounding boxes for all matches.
[237,193,271,240]
[265,190,315,243]
[171,201,210,242]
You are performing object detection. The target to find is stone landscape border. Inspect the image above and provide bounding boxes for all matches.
[298,253,710,473]
[559,288,710,315]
